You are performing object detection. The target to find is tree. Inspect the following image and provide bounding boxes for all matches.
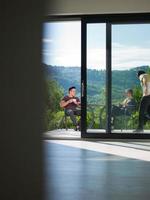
[43,79,64,130]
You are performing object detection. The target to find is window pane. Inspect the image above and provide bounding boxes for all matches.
[112,24,150,133]
[87,23,106,133]
[42,21,81,133]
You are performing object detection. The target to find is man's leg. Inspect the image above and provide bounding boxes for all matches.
[74,109,81,129]
[137,95,150,130]
[65,109,78,127]
[74,109,81,116]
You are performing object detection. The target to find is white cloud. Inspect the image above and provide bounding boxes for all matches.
[112,42,125,48]
[87,44,150,70]
[42,38,54,43]
[87,48,106,70]
[42,48,81,67]
[112,43,150,70]
[42,42,150,70]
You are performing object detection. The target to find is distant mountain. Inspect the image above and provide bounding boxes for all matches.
[43,63,150,103]
[43,64,81,94]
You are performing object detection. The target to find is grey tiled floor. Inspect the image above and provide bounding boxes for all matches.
[44,140,150,200]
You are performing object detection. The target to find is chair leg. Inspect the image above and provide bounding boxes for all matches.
[65,116,68,130]
[124,119,126,130]
[121,115,126,132]
[121,115,123,132]
[59,115,65,129]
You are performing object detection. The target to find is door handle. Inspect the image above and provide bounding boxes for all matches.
[81,81,84,97]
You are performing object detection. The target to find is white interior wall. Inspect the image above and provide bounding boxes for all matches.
[46,0,150,15]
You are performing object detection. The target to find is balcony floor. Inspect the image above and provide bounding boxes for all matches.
[44,129,150,139]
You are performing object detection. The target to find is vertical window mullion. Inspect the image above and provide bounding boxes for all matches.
[81,19,87,136]
[106,22,112,133]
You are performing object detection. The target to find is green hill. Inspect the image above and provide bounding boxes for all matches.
[43,63,150,104]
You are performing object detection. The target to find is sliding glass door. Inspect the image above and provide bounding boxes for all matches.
[42,21,81,133]
[44,14,150,138]
[81,19,150,137]
[111,24,150,134]
[86,23,106,133]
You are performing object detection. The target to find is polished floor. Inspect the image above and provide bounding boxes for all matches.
[44,140,150,200]
[44,129,150,139]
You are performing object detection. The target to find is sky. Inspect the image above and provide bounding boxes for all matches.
[42,21,150,70]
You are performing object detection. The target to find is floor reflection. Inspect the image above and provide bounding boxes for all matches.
[44,140,150,200]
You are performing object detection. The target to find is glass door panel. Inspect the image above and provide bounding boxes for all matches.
[112,24,150,134]
[86,23,106,133]
[42,21,81,134]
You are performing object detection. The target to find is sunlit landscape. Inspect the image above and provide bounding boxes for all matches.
[42,22,150,132]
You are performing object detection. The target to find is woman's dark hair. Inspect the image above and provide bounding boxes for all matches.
[137,70,145,78]
[68,86,76,92]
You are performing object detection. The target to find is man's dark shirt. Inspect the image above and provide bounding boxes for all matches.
[62,96,80,110]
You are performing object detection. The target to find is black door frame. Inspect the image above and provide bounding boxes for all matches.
[45,13,150,138]
[81,19,112,136]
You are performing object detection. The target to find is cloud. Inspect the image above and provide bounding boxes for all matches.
[112,43,150,70]
[42,42,150,70]
[87,48,106,69]
[42,48,81,67]
[42,38,54,43]
[86,44,150,70]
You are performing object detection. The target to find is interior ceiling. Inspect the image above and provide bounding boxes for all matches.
[45,0,150,16]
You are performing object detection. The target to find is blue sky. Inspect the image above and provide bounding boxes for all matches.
[112,24,150,69]
[42,21,150,70]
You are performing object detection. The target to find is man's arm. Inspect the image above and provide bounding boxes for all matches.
[60,99,73,108]
[75,98,81,106]
[142,76,148,96]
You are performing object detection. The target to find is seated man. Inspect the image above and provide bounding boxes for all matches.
[60,86,81,131]
[111,89,136,127]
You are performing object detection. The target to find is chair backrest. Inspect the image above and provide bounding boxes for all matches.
[125,103,137,115]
